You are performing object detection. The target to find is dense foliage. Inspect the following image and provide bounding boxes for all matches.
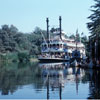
[87,0,100,34]
[0,25,46,56]
[87,0,100,58]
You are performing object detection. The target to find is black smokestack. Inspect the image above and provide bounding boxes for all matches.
[59,16,62,40]
[46,18,49,42]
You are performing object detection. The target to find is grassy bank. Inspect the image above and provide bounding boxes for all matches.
[0,52,38,63]
[30,58,39,62]
[0,53,18,62]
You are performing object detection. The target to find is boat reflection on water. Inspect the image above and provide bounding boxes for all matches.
[39,62,85,99]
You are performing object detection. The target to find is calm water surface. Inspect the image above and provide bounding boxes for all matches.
[0,62,100,99]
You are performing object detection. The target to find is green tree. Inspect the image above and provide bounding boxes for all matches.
[0,25,47,58]
[87,0,100,34]
[87,0,100,58]
[69,34,75,39]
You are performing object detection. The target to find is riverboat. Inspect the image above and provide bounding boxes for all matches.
[38,16,86,62]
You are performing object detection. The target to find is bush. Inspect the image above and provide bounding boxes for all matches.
[6,52,18,62]
[18,51,30,62]
[0,53,18,62]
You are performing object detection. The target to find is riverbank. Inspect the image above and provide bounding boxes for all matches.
[30,58,39,62]
[0,52,39,63]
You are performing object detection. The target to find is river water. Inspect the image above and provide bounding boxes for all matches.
[0,62,100,99]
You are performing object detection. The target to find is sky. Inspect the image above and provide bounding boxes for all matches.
[0,0,95,36]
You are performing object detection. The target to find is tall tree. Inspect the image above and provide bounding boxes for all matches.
[87,0,100,34]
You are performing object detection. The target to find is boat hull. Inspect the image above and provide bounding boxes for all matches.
[38,58,69,63]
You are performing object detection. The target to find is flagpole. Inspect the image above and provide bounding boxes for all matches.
[76,29,78,51]
[80,33,81,43]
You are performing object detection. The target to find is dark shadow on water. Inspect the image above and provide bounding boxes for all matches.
[87,69,100,99]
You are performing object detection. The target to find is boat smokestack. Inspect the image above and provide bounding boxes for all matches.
[46,18,49,42]
[59,16,62,40]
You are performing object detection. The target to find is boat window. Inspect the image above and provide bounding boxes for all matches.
[65,52,67,54]
[50,44,52,48]
[59,44,62,48]
[53,44,56,47]
[56,44,59,49]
